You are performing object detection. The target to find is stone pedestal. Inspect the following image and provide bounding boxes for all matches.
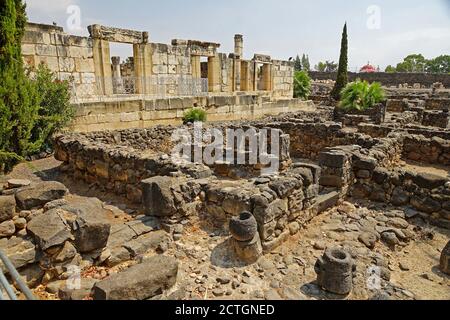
[232,234,263,264]
[314,247,355,295]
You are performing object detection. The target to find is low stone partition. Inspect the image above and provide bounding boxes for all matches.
[334,103,386,125]
[203,163,322,252]
[351,167,450,229]
[422,110,450,128]
[358,123,450,140]
[316,142,450,229]
[402,135,450,166]
[71,95,314,132]
[53,130,212,203]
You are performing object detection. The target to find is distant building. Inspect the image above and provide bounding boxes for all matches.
[359,63,377,73]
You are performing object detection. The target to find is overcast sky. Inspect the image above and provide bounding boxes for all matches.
[25,0,450,71]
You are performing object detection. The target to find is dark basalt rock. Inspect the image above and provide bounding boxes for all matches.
[314,247,355,295]
[229,211,258,242]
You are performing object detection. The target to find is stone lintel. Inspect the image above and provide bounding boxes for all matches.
[88,24,148,44]
[253,54,272,64]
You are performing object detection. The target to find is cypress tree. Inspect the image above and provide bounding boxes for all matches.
[0,0,40,171]
[294,55,302,72]
[331,23,348,101]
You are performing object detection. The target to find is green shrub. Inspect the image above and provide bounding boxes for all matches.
[293,71,311,100]
[339,80,386,111]
[183,108,207,124]
[31,64,74,150]
[0,0,73,173]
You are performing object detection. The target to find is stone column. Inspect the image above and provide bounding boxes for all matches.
[207,54,221,92]
[262,64,272,91]
[134,41,153,95]
[191,56,201,78]
[93,38,113,96]
[240,61,249,91]
[111,56,124,94]
[233,35,243,92]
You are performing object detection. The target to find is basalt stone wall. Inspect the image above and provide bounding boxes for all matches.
[358,123,450,140]
[310,71,450,88]
[351,166,450,229]
[402,135,450,166]
[334,103,387,125]
[204,163,322,252]
[317,142,450,229]
[53,132,212,203]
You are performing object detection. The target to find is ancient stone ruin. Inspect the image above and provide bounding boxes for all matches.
[0,20,449,301]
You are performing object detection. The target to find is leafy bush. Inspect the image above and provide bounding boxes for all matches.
[0,0,73,173]
[183,108,207,124]
[339,80,386,111]
[293,71,311,100]
[31,64,74,150]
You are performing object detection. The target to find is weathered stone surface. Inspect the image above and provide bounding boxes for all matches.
[0,220,15,238]
[74,211,111,253]
[141,176,178,217]
[440,241,450,275]
[315,247,354,295]
[7,179,31,189]
[233,234,263,264]
[15,181,68,210]
[0,195,16,223]
[122,230,170,256]
[0,236,38,272]
[106,247,131,267]
[27,209,72,250]
[93,255,178,300]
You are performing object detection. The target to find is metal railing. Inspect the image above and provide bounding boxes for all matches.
[70,75,209,103]
[0,249,36,300]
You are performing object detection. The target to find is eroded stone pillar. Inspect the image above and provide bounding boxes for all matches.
[208,54,221,92]
[262,64,272,91]
[134,42,153,94]
[93,39,113,96]
[233,35,243,92]
[240,61,250,92]
[191,56,201,78]
[111,56,124,94]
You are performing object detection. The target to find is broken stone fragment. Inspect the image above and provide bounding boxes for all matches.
[73,210,111,253]
[0,236,38,272]
[15,181,68,210]
[440,241,450,275]
[141,176,179,217]
[7,179,31,189]
[93,255,178,300]
[0,195,16,223]
[0,220,15,238]
[26,208,73,250]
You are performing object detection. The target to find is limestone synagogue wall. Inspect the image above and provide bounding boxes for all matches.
[22,23,295,102]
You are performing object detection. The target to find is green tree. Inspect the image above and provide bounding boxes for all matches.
[0,0,40,171]
[426,55,450,74]
[325,60,338,72]
[0,0,73,172]
[396,54,427,73]
[385,65,397,73]
[331,23,349,100]
[315,61,327,72]
[301,54,311,71]
[293,70,311,100]
[294,55,302,72]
